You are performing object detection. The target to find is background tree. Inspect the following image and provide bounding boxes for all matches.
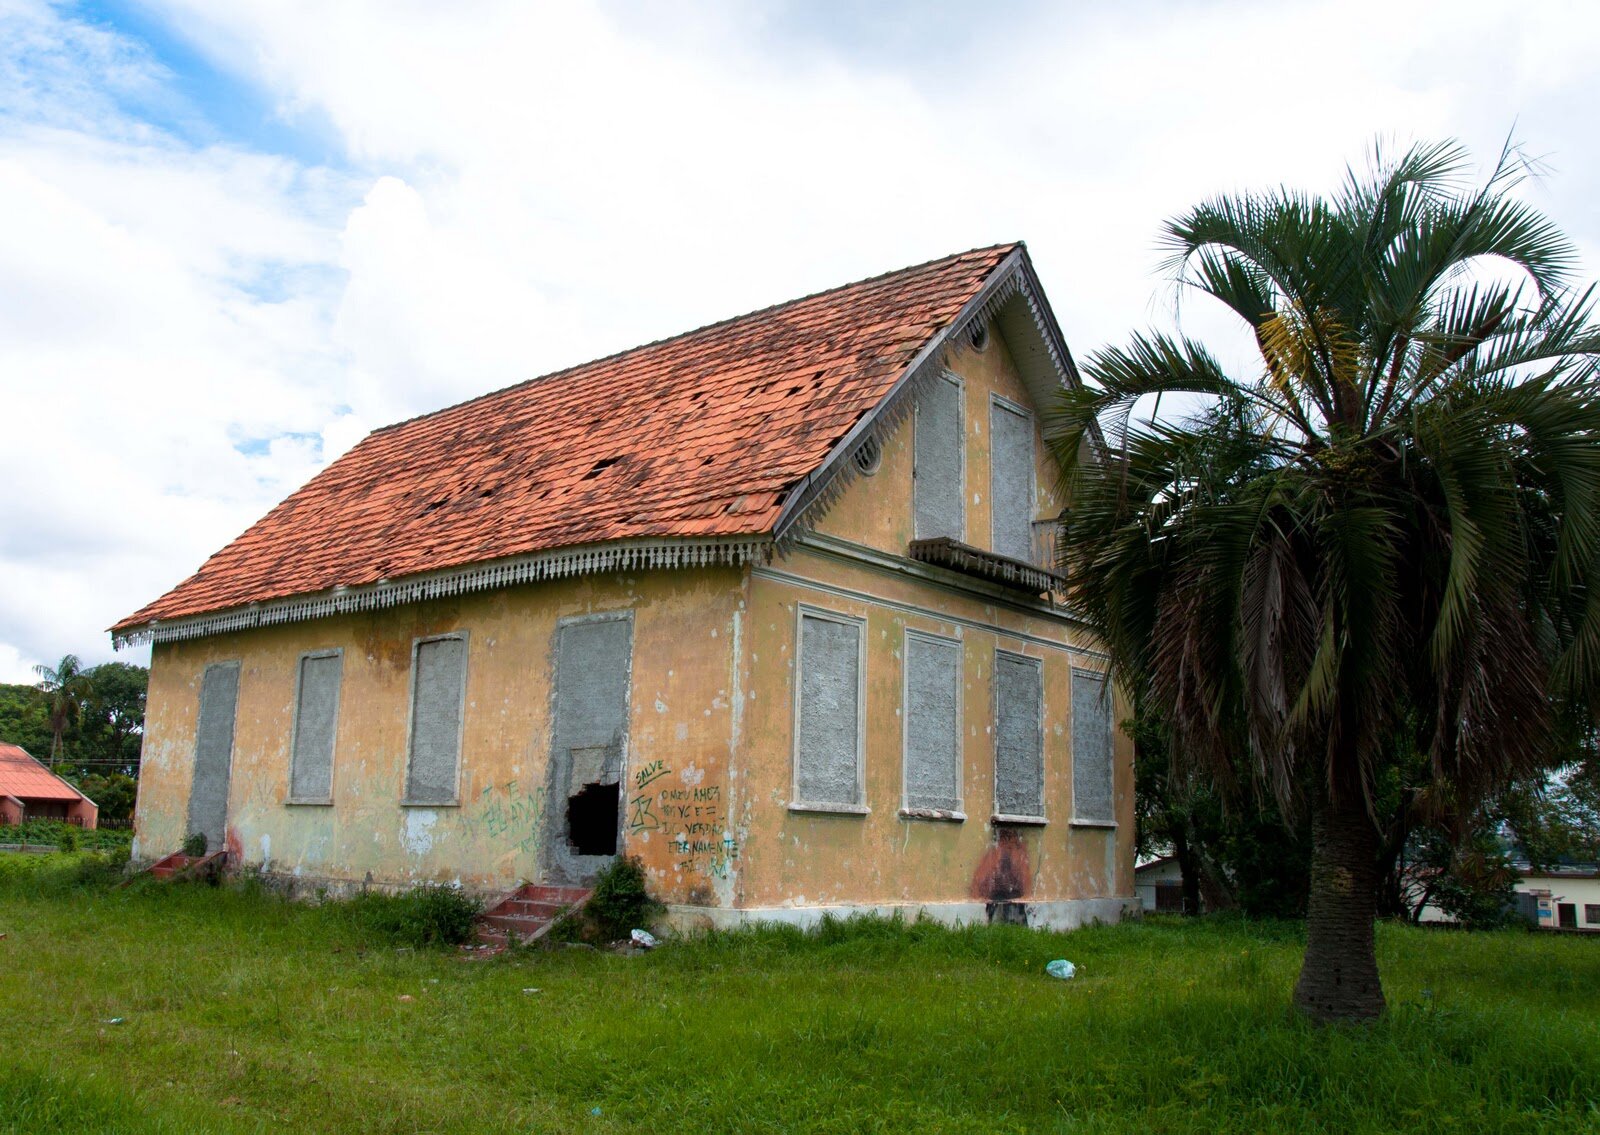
[71,661,148,777]
[1049,140,1600,1021]
[32,654,94,769]
[1133,703,1310,916]
[0,659,147,823]
[0,682,52,757]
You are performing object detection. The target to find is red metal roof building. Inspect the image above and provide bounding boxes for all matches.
[0,743,98,828]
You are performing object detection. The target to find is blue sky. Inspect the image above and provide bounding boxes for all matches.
[75,1,332,160]
[3,0,1600,682]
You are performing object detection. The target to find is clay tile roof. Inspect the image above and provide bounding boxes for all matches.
[115,243,1020,633]
[0,743,87,802]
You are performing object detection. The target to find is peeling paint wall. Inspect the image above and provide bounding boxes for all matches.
[135,569,747,904]
[132,318,1132,919]
[814,326,1066,564]
[736,547,1133,912]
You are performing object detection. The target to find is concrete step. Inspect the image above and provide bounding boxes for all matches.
[473,884,590,945]
[490,898,571,920]
[477,914,559,945]
[518,885,592,905]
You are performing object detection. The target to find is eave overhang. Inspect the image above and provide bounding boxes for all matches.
[111,534,769,649]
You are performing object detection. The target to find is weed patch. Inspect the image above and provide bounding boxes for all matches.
[329,883,483,948]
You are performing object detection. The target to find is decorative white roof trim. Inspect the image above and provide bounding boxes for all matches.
[113,535,770,648]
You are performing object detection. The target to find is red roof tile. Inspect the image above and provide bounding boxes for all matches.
[115,244,1018,632]
[0,743,88,802]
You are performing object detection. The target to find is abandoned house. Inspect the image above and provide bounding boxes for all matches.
[113,243,1135,929]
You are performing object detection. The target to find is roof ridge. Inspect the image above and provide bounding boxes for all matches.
[369,241,1021,437]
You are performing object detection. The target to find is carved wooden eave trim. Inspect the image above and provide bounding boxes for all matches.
[111,535,771,648]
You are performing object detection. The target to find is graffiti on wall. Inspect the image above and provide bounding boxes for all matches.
[471,778,547,855]
[627,764,738,877]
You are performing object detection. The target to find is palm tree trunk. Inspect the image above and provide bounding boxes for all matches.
[1293,787,1386,1022]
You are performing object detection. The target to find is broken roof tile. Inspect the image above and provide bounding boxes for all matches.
[114,243,1018,632]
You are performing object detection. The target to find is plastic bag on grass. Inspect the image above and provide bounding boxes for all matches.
[1045,959,1077,980]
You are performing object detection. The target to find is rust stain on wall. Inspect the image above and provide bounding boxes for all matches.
[970,827,1030,901]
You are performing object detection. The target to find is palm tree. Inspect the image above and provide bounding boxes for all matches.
[1048,141,1600,1022]
[33,654,94,770]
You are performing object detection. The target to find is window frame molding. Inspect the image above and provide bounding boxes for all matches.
[912,370,967,543]
[1068,665,1119,828]
[988,392,1038,563]
[991,646,1046,824]
[401,630,470,808]
[789,603,869,816]
[285,647,343,806]
[899,626,965,823]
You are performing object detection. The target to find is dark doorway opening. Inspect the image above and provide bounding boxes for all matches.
[1559,902,1578,929]
[566,783,619,857]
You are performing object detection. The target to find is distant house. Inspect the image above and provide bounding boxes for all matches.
[1514,866,1600,932]
[113,244,1135,930]
[1134,855,1185,913]
[0,743,98,828]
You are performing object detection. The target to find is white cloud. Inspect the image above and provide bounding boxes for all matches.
[2,0,1600,679]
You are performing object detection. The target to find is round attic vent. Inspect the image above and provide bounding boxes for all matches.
[853,435,882,476]
[968,320,990,352]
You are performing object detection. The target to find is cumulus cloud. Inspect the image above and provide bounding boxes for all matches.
[2,0,1599,682]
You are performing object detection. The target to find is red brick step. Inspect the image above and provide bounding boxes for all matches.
[476,883,590,945]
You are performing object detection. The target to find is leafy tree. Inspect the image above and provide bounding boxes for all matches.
[1049,141,1600,1021]
[32,654,94,769]
[1133,703,1310,916]
[0,683,52,757]
[72,662,148,776]
[73,772,138,824]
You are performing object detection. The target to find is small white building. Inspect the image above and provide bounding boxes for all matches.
[1134,854,1185,913]
[1516,868,1600,932]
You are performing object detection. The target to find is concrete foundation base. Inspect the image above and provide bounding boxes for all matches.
[662,896,1139,933]
[136,857,1138,937]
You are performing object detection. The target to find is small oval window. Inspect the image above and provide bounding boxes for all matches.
[853,435,882,476]
[968,321,990,352]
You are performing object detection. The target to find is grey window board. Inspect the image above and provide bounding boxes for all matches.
[902,629,962,815]
[288,649,342,804]
[1072,668,1115,824]
[993,649,1044,820]
[793,607,866,811]
[989,395,1036,564]
[914,372,965,542]
[404,633,468,805]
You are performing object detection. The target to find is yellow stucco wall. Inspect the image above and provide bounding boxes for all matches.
[132,318,1133,921]
[730,545,1132,913]
[812,324,1067,563]
[135,568,747,904]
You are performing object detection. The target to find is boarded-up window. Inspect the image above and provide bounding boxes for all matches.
[405,635,467,804]
[187,662,239,847]
[552,616,633,863]
[990,397,1035,562]
[903,631,961,813]
[288,651,342,802]
[794,610,864,808]
[915,373,964,540]
[1072,670,1114,823]
[994,651,1043,818]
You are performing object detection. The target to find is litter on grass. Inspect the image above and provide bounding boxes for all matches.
[630,929,659,949]
[1045,960,1077,980]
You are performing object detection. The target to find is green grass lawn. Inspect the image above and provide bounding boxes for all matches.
[1,854,1596,1134]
